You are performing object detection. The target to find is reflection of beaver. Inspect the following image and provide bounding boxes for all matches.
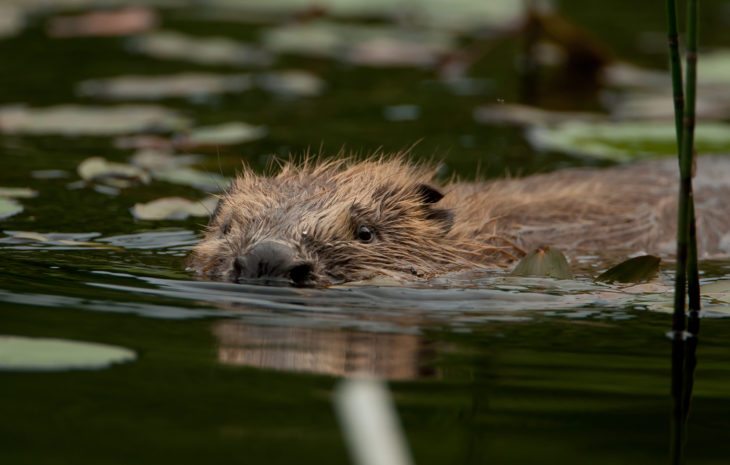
[189,156,730,286]
[213,321,437,380]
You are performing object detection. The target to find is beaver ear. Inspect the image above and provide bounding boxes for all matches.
[416,184,452,233]
[416,184,444,204]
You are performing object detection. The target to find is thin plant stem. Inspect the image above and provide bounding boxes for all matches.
[680,0,701,427]
[667,0,702,320]
[665,0,688,463]
[679,0,699,313]
[667,0,684,141]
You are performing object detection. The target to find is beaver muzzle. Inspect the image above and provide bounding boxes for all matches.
[233,240,314,286]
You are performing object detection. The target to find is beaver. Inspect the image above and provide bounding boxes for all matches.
[188,155,730,286]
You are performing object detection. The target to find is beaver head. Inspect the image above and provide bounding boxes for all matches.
[188,157,483,286]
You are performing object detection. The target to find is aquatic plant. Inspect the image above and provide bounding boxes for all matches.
[666,0,701,463]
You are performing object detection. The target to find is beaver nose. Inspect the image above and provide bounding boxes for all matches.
[234,241,313,285]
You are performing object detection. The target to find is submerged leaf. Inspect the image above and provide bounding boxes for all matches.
[0,335,135,371]
[510,247,572,279]
[78,157,150,188]
[131,196,218,221]
[595,255,661,284]
[0,198,23,220]
[384,104,420,121]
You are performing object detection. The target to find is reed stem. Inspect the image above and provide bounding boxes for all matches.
[665,0,701,463]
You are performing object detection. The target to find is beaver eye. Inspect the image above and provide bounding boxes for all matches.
[356,225,375,243]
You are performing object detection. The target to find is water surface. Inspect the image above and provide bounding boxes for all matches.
[2,2,730,464]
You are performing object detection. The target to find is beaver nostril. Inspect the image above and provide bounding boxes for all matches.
[289,263,313,285]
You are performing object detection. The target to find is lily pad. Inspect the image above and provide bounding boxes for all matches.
[474,104,603,126]
[595,255,661,284]
[0,187,38,198]
[0,335,135,371]
[0,104,189,135]
[0,231,115,250]
[78,73,253,100]
[262,21,454,67]
[700,280,730,304]
[510,247,573,279]
[608,92,730,121]
[78,157,150,188]
[114,134,174,151]
[604,60,730,120]
[129,149,201,171]
[152,167,230,192]
[128,31,272,67]
[47,6,157,38]
[694,50,730,87]
[0,4,24,39]
[131,196,218,221]
[183,122,267,147]
[256,71,325,97]
[527,121,730,161]
[220,0,523,31]
[0,198,23,220]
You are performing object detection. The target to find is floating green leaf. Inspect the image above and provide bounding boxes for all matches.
[128,31,272,67]
[217,0,523,30]
[262,21,455,67]
[0,4,24,39]
[78,157,150,188]
[0,230,110,248]
[699,280,730,304]
[527,121,730,161]
[510,247,573,279]
[0,104,189,135]
[595,255,661,284]
[152,167,229,192]
[474,104,602,126]
[256,71,325,97]
[0,187,37,198]
[131,196,218,221]
[129,149,200,171]
[184,122,267,147]
[46,6,157,38]
[0,198,23,220]
[78,73,253,100]
[0,335,136,371]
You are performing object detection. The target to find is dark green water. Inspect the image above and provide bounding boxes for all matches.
[2,2,730,464]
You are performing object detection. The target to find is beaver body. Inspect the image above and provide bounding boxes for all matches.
[189,156,730,286]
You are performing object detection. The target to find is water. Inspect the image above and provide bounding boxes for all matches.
[2,2,730,464]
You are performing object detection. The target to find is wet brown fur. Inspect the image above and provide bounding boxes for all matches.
[189,154,730,285]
